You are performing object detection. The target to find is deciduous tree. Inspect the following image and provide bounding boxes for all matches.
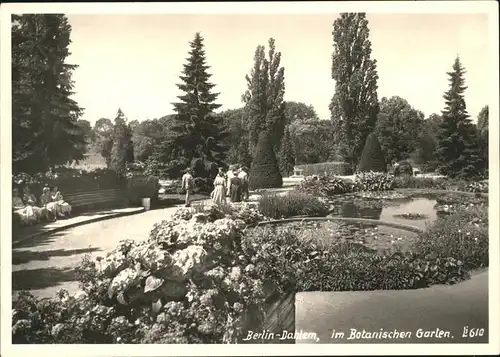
[329,13,379,167]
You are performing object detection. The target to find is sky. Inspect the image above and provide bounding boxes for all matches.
[65,12,490,124]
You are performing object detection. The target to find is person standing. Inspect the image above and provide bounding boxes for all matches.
[226,165,235,196]
[238,166,249,201]
[212,168,227,207]
[181,169,194,207]
[229,168,242,203]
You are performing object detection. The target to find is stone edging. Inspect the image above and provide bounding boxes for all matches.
[250,216,424,234]
[13,208,145,246]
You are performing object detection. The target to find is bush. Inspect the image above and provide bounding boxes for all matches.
[394,160,413,176]
[415,206,488,270]
[13,168,125,197]
[295,161,350,177]
[296,175,356,197]
[126,173,160,207]
[249,132,282,190]
[393,176,448,190]
[354,171,394,191]
[358,133,386,172]
[257,191,330,219]
[191,202,268,226]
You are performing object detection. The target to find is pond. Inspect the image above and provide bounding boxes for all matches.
[327,196,438,230]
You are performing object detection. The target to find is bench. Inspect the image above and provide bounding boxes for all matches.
[293,167,304,177]
[65,188,129,214]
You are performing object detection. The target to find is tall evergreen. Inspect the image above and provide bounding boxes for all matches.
[242,38,286,155]
[278,126,295,176]
[249,131,283,189]
[169,32,228,177]
[329,13,379,169]
[434,57,483,179]
[12,14,86,174]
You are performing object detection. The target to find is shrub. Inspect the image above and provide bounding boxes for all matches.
[394,160,413,176]
[191,202,268,226]
[358,133,386,172]
[296,175,355,197]
[354,171,394,191]
[13,168,125,197]
[393,176,448,190]
[257,191,330,219]
[295,161,350,177]
[415,206,488,270]
[126,173,160,207]
[249,132,283,190]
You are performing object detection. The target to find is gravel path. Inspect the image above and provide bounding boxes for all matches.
[12,206,184,299]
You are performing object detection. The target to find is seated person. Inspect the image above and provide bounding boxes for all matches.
[51,186,72,217]
[12,188,36,225]
[23,186,47,222]
[40,186,58,221]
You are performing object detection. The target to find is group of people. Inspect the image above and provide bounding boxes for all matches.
[180,165,250,207]
[12,185,72,226]
[211,165,249,206]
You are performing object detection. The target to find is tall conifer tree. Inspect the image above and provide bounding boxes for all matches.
[434,57,483,178]
[12,14,86,174]
[169,32,228,176]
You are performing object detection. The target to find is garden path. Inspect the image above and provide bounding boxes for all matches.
[11,204,194,300]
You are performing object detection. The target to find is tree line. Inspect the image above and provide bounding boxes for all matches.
[12,13,489,184]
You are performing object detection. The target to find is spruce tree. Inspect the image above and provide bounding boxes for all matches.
[12,14,86,174]
[169,32,228,177]
[249,131,283,189]
[278,126,295,176]
[434,57,483,179]
[329,13,380,169]
[243,38,286,155]
[359,133,386,172]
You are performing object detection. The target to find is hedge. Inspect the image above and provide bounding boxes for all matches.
[295,161,350,177]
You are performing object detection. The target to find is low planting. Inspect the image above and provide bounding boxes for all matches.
[257,191,330,219]
[242,205,487,293]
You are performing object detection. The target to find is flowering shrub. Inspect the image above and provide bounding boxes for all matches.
[463,181,488,193]
[354,171,395,191]
[393,176,448,190]
[191,202,268,226]
[13,207,267,344]
[257,191,330,219]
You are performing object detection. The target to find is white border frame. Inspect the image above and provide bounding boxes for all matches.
[1,2,498,356]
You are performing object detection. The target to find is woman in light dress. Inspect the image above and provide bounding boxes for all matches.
[40,186,58,221]
[51,186,72,217]
[212,168,227,207]
[23,186,47,222]
[12,188,37,225]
